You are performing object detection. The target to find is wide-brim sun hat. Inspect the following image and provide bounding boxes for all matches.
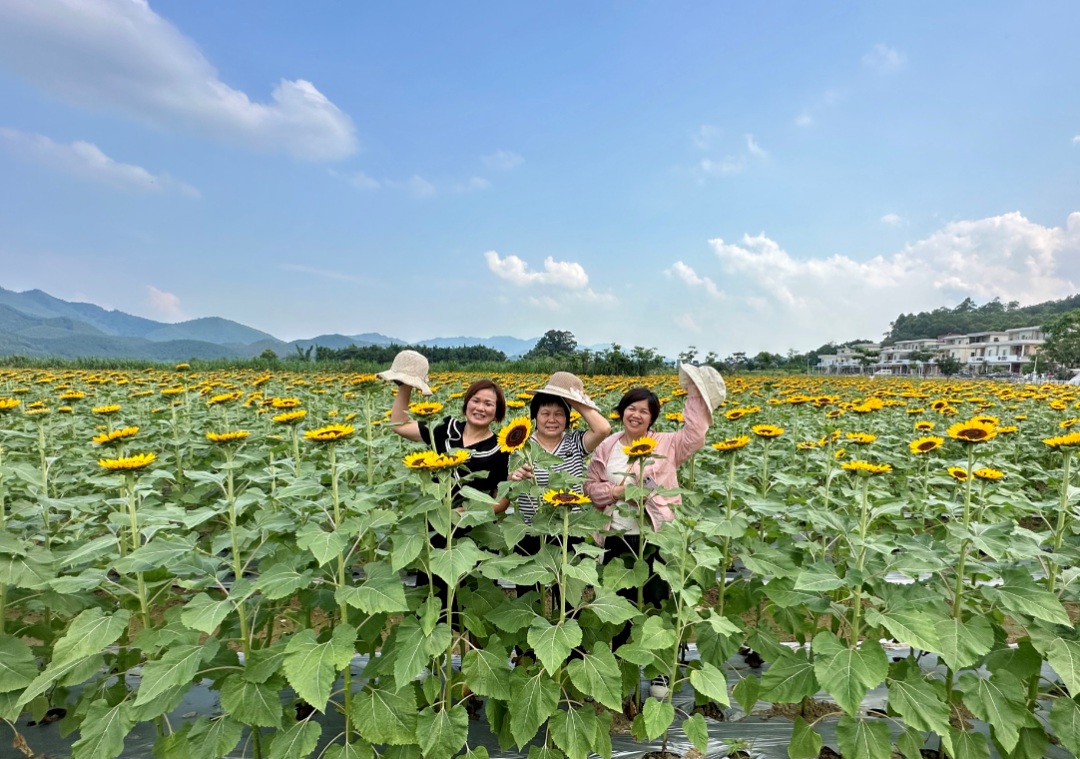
[677,362,726,424]
[529,371,600,412]
[377,350,433,396]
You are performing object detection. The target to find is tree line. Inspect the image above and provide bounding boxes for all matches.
[887,295,1080,343]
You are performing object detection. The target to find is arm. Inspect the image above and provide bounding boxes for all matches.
[670,385,710,466]
[584,442,623,507]
[388,384,423,442]
[572,400,612,453]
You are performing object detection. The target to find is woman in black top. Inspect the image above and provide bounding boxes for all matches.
[390,379,511,510]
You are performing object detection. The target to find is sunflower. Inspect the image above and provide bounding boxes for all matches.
[973,468,1005,481]
[665,412,685,423]
[796,441,818,451]
[623,437,659,457]
[506,400,526,409]
[995,425,1018,434]
[915,421,935,431]
[305,424,355,443]
[825,409,845,419]
[542,490,591,507]
[404,451,438,469]
[428,450,471,469]
[99,453,157,471]
[175,363,190,370]
[25,408,50,416]
[271,397,302,409]
[92,405,121,415]
[273,409,307,425]
[410,402,444,416]
[1061,418,1080,430]
[1043,432,1080,449]
[92,427,139,446]
[59,390,85,401]
[497,417,533,453]
[725,408,755,421]
[834,448,846,459]
[207,392,242,406]
[712,436,750,453]
[206,431,251,444]
[907,408,926,415]
[841,460,892,475]
[947,466,969,482]
[846,432,877,444]
[161,387,186,396]
[947,419,998,444]
[972,415,1000,426]
[909,436,944,455]
[349,374,380,388]
[0,398,21,412]
[751,424,784,438]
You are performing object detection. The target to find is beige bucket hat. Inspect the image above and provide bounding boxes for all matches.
[677,362,726,424]
[529,371,600,412]
[377,350,433,396]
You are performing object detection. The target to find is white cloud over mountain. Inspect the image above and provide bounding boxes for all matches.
[0,127,199,196]
[485,251,590,289]
[0,0,356,161]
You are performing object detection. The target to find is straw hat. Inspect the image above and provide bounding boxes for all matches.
[377,350,433,396]
[677,362,726,424]
[529,371,600,412]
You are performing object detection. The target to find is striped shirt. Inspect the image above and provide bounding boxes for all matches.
[516,430,588,524]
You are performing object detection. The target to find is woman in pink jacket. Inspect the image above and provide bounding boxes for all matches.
[584,379,713,695]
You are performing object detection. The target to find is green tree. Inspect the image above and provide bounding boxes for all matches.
[1042,310,1080,370]
[259,348,279,362]
[937,354,963,376]
[524,330,578,359]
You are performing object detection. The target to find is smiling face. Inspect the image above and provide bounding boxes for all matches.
[535,403,568,439]
[465,388,499,428]
[622,399,653,439]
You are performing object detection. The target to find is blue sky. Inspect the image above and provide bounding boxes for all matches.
[1,1,1079,356]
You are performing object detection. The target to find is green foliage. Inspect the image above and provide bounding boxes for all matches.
[1042,309,1080,369]
[888,294,1080,342]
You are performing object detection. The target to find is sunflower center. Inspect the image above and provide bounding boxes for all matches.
[552,493,578,503]
[917,441,937,451]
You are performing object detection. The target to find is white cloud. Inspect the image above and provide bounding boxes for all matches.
[795,113,813,128]
[485,251,590,289]
[675,314,701,333]
[692,125,721,150]
[346,171,380,190]
[880,213,904,226]
[666,261,724,298]
[700,156,744,176]
[384,175,436,197]
[745,134,768,158]
[1073,135,1080,145]
[482,150,523,170]
[455,177,491,192]
[0,0,356,161]
[0,127,199,196]
[281,264,364,283]
[699,212,1080,348]
[862,44,907,73]
[146,285,185,320]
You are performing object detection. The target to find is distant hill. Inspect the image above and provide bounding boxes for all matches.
[142,317,278,345]
[349,333,402,345]
[887,295,1080,343]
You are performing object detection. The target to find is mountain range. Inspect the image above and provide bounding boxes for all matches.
[0,286,551,361]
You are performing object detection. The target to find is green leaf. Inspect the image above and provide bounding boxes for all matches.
[602,558,648,590]
[254,563,313,600]
[981,569,1071,626]
[135,643,215,707]
[462,648,512,700]
[788,716,823,759]
[509,667,560,747]
[888,673,951,738]
[760,650,818,704]
[353,685,417,745]
[112,536,194,573]
[1048,637,1080,698]
[180,593,231,634]
[430,539,486,585]
[958,671,1035,752]
[641,697,674,740]
[637,616,677,650]
[0,635,38,692]
[550,706,597,759]
[935,616,993,672]
[391,533,425,571]
[70,700,134,759]
[325,743,374,759]
[339,561,408,614]
[689,662,730,706]
[567,646,623,711]
[866,606,941,652]
[1050,696,1080,757]
[732,675,760,714]
[393,617,432,691]
[793,561,844,592]
[527,748,564,759]
[296,524,347,566]
[267,720,321,759]
[54,608,131,664]
[488,598,536,632]
[585,588,638,625]
[999,726,1048,759]
[527,618,582,674]
[416,705,469,759]
[947,727,990,759]
[683,714,709,753]
[283,625,357,712]
[812,632,887,717]
[189,716,244,759]
[835,716,891,759]
[244,642,287,683]
[897,727,925,759]
[219,675,283,728]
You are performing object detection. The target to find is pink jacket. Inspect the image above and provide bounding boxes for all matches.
[584,385,710,533]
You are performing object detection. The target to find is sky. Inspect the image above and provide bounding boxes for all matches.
[0,0,1079,357]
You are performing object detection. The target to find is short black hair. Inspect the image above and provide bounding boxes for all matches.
[614,387,660,427]
[529,392,571,424]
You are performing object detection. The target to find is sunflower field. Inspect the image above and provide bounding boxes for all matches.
[4,366,1080,759]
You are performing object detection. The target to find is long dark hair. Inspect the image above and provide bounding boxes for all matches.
[614,387,660,428]
[462,379,507,422]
